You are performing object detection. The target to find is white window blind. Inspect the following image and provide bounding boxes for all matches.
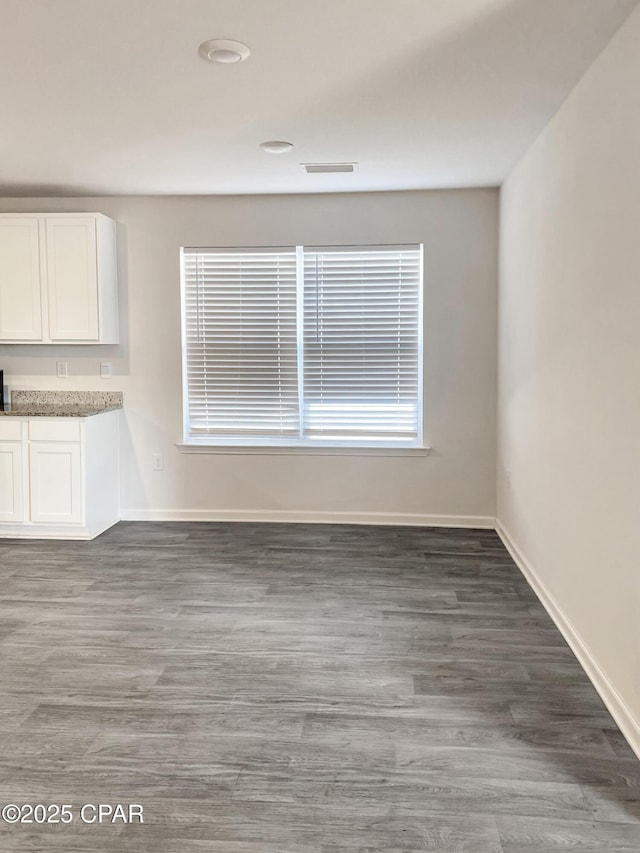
[182,247,299,437]
[303,245,422,441]
[181,244,422,446]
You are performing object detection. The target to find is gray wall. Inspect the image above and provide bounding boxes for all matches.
[498,7,640,751]
[0,188,498,524]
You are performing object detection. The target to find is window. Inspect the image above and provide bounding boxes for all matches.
[181,244,423,448]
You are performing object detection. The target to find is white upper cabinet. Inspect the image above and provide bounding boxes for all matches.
[0,213,119,344]
[0,217,43,341]
[46,217,99,341]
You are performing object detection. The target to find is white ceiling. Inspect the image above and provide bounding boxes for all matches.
[0,0,637,196]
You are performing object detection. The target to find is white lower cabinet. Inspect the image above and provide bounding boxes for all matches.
[29,441,83,524]
[0,440,23,522]
[0,411,119,540]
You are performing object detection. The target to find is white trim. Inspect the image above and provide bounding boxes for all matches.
[0,518,118,541]
[496,520,640,762]
[417,242,425,446]
[295,244,305,440]
[176,442,431,457]
[120,509,495,528]
[179,247,189,445]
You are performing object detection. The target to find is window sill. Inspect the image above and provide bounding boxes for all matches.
[176,442,431,457]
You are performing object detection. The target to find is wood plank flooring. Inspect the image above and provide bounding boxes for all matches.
[0,522,638,851]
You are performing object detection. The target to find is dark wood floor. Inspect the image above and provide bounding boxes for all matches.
[0,522,638,852]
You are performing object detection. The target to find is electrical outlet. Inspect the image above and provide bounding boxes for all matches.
[56,361,68,378]
[100,362,113,378]
[152,453,164,471]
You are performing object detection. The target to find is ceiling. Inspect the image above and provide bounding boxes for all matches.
[0,0,637,196]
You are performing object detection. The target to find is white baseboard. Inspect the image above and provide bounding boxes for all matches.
[119,508,496,528]
[0,518,119,541]
[0,525,94,541]
[496,520,640,762]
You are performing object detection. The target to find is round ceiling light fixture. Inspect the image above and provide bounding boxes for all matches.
[198,39,251,64]
[259,140,294,154]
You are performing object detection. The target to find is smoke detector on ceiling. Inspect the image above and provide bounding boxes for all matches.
[198,39,251,64]
[303,163,356,173]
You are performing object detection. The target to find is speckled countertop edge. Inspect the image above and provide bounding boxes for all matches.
[0,390,123,418]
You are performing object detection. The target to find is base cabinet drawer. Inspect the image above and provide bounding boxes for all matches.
[29,419,81,442]
[0,441,24,523]
[29,441,83,524]
[0,420,23,441]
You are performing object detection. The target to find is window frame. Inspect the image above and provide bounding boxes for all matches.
[180,243,425,451]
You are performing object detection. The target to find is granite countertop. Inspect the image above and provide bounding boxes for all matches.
[0,390,123,418]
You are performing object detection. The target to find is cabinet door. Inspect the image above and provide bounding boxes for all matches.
[0,217,43,341]
[46,217,99,341]
[29,442,83,524]
[0,442,24,522]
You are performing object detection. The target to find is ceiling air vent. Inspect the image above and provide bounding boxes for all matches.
[303,163,356,174]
